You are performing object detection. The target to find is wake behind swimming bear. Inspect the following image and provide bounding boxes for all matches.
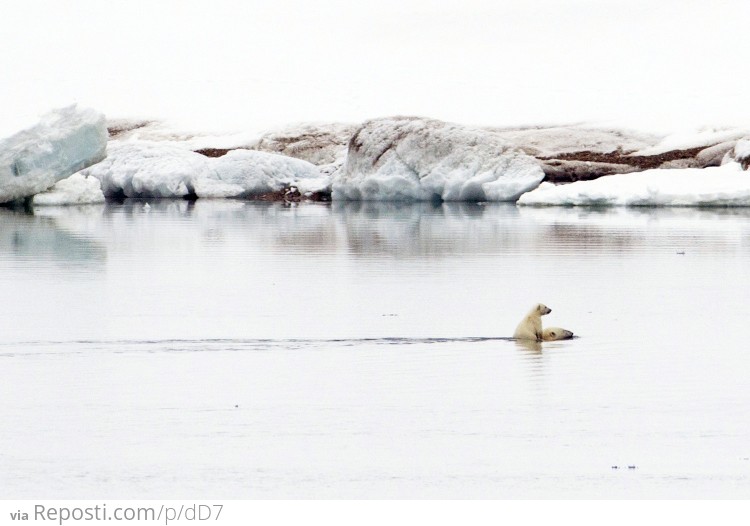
[513,303,574,341]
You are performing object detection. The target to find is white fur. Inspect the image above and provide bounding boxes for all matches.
[542,327,574,341]
[513,303,551,341]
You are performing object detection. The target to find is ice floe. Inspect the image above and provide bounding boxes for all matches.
[0,106,107,204]
[332,117,545,202]
[518,162,750,207]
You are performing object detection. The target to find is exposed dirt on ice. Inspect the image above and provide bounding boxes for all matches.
[539,145,717,183]
[107,120,152,139]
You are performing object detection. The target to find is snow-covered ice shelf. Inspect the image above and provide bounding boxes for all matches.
[517,163,750,207]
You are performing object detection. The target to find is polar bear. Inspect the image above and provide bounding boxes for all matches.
[513,303,551,341]
[542,327,574,341]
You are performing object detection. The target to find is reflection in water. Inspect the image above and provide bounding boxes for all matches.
[0,207,106,269]
[514,338,543,354]
[24,199,750,262]
[332,201,521,257]
[105,198,196,217]
[190,200,750,258]
[518,205,750,254]
[328,201,750,257]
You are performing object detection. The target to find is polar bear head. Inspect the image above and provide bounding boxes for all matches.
[542,327,574,341]
[536,303,551,315]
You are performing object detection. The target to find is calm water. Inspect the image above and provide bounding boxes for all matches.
[1,200,749,498]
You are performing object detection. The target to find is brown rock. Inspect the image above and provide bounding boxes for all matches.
[694,141,736,167]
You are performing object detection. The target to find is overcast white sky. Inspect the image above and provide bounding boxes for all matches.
[2,0,749,134]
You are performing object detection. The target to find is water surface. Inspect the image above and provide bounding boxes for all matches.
[1,201,749,498]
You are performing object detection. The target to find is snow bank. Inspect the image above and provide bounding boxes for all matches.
[82,142,211,198]
[33,173,105,206]
[100,118,750,190]
[194,149,327,198]
[332,117,545,202]
[518,162,750,207]
[81,142,325,199]
[104,120,262,152]
[632,128,748,157]
[0,106,107,204]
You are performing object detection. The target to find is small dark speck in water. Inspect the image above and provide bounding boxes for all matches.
[611,466,619,470]
[628,465,637,470]
[381,313,398,317]
[234,405,239,408]
[677,251,686,255]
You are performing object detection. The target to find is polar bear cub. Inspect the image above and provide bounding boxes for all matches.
[513,303,551,341]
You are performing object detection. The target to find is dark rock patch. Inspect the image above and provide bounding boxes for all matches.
[194,148,240,158]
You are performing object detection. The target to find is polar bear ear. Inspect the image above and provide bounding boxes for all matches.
[547,330,557,338]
